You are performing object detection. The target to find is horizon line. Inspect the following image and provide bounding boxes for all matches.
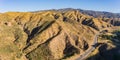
[0,8,120,14]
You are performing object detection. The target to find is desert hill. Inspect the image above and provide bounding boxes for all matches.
[0,9,119,60]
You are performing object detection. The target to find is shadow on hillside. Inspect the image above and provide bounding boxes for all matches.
[86,30,120,60]
[86,39,120,60]
[23,21,56,51]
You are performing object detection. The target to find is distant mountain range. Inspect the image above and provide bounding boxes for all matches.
[57,8,120,18]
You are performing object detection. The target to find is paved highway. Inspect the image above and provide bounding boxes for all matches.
[76,33,100,60]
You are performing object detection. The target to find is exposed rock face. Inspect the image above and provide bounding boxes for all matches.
[0,9,114,60]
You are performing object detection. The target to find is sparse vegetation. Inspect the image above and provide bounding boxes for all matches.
[86,29,120,60]
[100,30,120,41]
[26,44,53,60]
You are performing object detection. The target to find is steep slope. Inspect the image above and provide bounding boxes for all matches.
[0,9,114,60]
[58,8,120,26]
[62,10,112,30]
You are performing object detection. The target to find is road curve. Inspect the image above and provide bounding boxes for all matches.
[76,33,100,60]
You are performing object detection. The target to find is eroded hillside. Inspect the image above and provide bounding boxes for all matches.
[0,9,113,60]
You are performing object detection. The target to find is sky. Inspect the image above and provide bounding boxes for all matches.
[0,0,120,13]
